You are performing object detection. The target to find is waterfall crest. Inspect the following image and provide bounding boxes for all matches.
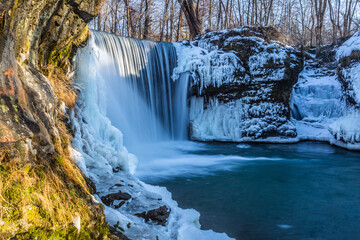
[92,31,188,147]
[71,30,190,175]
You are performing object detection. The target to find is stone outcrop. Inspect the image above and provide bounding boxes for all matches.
[181,26,304,141]
[135,205,171,226]
[0,0,112,238]
[328,31,360,147]
[101,191,132,207]
[337,50,360,108]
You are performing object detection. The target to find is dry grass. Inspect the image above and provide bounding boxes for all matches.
[47,69,77,108]
[0,118,108,238]
[0,143,85,234]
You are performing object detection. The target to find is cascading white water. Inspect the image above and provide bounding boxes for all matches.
[71,31,232,240]
[90,31,189,149]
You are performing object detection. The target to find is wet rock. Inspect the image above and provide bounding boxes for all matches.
[135,205,171,226]
[109,226,131,240]
[101,191,132,206]
[0,0,109,238]
[114,201,125,209]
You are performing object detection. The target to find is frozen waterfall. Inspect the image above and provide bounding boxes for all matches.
[87,31,189,149]
[70,30,192,176]
[70,30,232,240]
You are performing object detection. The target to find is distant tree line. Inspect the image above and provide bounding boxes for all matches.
[91,0,360,48]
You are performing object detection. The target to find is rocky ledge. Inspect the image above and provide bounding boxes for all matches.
[174,26,304,142]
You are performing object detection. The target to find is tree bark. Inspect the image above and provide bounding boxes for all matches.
[177,0,202,39]
[176,9,184,41]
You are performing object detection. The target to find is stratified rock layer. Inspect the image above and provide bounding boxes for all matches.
[0,0,111,238]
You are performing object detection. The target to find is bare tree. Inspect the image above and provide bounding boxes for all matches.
[177,0,202,39]
[90,0,360,46]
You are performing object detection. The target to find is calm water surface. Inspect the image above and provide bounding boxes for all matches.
[140,142,360,240]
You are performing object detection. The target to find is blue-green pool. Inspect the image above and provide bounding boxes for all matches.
[138,142,360,240]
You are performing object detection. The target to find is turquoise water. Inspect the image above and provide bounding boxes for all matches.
[140,142,360,240]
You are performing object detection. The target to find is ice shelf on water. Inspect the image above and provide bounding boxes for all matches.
[70,30,233,240]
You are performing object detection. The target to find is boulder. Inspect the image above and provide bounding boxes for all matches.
[135,205,171,226]
[101,191,132,206]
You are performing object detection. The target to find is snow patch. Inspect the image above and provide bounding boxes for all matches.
[172,42,242,94]
[336,31,360,60]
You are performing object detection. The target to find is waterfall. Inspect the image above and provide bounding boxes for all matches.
[69,30,233,240]
[89,31,188,149]
[71,30,191,176]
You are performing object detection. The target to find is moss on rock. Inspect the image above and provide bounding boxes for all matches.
[0,0,113,239]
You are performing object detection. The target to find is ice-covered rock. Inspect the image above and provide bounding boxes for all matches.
[174,26,303,141]
[290,31,360,150]
[290,56,347,142]
[336,31,360,61]
[330,31,360,149]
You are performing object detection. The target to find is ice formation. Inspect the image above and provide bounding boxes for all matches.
[173,27,302,142]
[173,27,360,150]
[290,57,347,141]
[70,31,232,239]
[291,33,360,149]
[172,41,241,94]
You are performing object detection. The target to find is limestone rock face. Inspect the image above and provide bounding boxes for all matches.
[0,0,99,152]
[179,26,304,141]
[0,0,110,238]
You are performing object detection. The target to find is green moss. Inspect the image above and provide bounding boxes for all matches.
[73,25,90,46]
[34,166,46,180]
[1,98,10,113]
[48,42,72,70]
[46,25,89,73]
[55,156,64,166]
[14,141,26,159]
[5,182,22,202]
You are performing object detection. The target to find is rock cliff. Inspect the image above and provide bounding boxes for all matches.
[0,0,112,238]
[174,26,304,142]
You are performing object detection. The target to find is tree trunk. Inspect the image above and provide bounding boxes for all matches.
[176,9,183,41]
[177,0,202,39]
[143,0,150,39]
[124,0,132,37]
